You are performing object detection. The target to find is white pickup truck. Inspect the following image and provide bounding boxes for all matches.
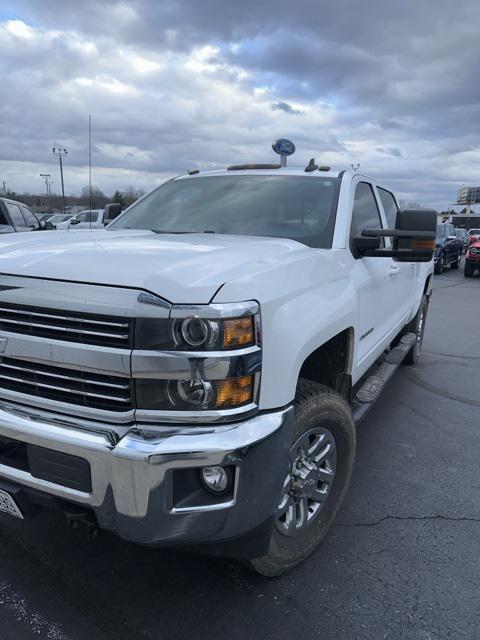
[0,156,436,575]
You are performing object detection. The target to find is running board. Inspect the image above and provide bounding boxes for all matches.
[352,333,416,425]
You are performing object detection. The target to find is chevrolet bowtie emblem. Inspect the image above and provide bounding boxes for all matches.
[0,338,7,353]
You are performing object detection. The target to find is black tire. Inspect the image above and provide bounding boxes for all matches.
[451,253,460,270]
[248,380,356,577]
[434,254,444,274]
[464,260,474,278]
[404,295,428,365]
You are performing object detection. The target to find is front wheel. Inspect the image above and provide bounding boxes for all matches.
[404,295,428,365]
[248,381,356,577]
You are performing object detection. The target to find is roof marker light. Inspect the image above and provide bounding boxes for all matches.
[305,158,318,172]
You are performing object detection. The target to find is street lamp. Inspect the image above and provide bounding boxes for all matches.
[40,173,52,210]
[52,147,68,214]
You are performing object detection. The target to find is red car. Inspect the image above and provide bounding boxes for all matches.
[464,240,480,277]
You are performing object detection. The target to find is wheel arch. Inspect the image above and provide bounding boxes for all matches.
[297,327,354,403]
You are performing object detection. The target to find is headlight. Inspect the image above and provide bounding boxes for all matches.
[135,302,259,351]
[134,301,261,421]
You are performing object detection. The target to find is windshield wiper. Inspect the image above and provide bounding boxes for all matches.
[150,229,216,234]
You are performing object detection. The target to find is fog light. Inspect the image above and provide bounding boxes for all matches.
[201,466,229,494]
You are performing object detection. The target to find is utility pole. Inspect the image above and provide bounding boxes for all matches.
[40,173,52,211]
[52,147,68,214]
[2,181,6,196]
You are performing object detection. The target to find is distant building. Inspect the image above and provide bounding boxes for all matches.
[457,186,480,204]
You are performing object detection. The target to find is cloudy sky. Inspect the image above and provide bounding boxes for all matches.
[1,0,480,208]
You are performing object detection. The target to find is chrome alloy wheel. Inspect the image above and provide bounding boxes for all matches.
[276,427,337,536]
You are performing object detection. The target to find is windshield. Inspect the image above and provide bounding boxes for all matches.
[468,229,480,235]
[110,175,340,247]
[436,224,445,239]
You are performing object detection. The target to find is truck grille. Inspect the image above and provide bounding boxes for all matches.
[0,357,133,412]
[0,303,132,348]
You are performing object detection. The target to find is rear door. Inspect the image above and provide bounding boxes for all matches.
[376,186,416,319]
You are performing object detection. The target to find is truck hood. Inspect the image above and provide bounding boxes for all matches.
[0,229,310,303]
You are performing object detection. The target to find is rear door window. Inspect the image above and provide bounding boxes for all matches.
[21,206,39,229]
[377,188,398,228]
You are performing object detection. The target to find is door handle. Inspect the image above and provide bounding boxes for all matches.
[389,266,400,276]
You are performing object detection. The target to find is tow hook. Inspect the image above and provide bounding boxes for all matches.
[65,510,100,541]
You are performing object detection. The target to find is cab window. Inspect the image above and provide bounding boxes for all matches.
[377,188,398,228]
[6,203,27,229]
[351,182,384,246]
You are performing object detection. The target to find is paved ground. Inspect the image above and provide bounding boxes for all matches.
[1,261,479,640]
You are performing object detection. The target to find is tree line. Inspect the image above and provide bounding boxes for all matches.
[2,186,146,212]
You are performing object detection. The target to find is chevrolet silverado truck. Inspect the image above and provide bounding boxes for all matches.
[0,160,436,576]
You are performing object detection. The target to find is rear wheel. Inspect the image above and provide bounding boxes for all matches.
[434,254,444,274]
[248,381,356,577]
[404,295,428,365]
[464,260,474,278]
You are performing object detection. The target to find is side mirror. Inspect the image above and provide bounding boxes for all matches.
[351,236,381,257]
[70,218,80,225]
[104,203,122,225]
[359,209,437,262]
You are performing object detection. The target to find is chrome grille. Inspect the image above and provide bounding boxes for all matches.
[0,357,133,412]
[0,303,132,348]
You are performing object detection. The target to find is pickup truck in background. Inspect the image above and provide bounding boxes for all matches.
[0,197,40,234]
[55,208,106,230]
[434,222,463,274]
[0,158,436,576]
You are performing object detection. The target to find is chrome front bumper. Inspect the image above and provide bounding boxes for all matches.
[0,402,294,547]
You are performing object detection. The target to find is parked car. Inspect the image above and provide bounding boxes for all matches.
[467,228,480,245]
[0,154,436,576]
[464,240,480,277]
[56,209,105,230]
[434,223,463,273]
[0,197,40,234]
[45,213,76,229]
[455,228,469,253]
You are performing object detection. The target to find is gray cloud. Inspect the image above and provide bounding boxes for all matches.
[1,0,480,208]
[271,102,303,115]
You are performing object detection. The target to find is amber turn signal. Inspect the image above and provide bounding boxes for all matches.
[411,238,436,250]
[223,317,254,348]
[215,375,254,408]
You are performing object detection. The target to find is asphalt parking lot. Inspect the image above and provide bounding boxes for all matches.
[1,261,479,640]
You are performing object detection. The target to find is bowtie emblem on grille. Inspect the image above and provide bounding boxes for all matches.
[0,338,7,353]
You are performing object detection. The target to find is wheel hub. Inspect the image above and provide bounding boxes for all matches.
[291,460,321,499]
[276,426,337,537]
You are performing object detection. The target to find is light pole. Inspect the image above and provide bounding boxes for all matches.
[40,173,51,211]
[52,147,68,214]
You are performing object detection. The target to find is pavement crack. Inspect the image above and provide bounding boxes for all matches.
[404,370,480,407]
[335,514,480,528]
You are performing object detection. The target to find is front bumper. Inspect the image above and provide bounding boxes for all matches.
[0,402,294,550]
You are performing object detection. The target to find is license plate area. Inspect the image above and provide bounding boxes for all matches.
[0,488,24,519]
